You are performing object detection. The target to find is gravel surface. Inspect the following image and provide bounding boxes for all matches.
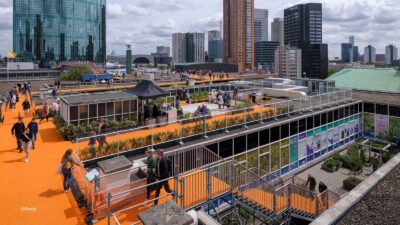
[338,167,400,225]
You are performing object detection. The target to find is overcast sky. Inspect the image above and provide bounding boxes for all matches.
[0,0,399,59]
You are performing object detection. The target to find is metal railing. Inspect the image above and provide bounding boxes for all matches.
[75,89,353,164]
[72,145,223,221]
[107,157,342,225]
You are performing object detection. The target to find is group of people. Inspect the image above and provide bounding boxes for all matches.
[88,120,109,150]
[11,116,38,163]
[144,149,174,206]
[306,174,328,194]
[216,91,232,109]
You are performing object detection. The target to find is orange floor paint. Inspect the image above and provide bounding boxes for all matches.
[0,95,86,225]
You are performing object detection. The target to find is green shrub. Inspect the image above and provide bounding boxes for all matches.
[323,158,337,169]
[59,67,93,81]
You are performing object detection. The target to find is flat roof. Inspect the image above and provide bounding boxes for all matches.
[327,68,400,93]
[61,91,137,105]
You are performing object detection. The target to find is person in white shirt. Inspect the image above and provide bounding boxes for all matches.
[52,101,59,114]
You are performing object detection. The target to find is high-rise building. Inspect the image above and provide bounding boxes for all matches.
[223,0,254,72]
[126,45,132,75]
[13,0,106,66]
[172,33,187,64]
[341,43,352,63]
[186,32,205,63]
[342,36,359,63]
[172,32,205,64]
[254,9,268,42]
[156,46,171,58]
[284,3,328,79]
[208,30,223,63]
[364,45,376,64]
[352,46,359,62]
[271,18,284,44]
[385,45,398,65]
[208,30,222,41]
[349,36,355,47]
[275,46,302,79]
[255,41,279,72]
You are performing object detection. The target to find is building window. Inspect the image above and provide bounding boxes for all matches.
[364,103,374,113]
[219,139,233,158]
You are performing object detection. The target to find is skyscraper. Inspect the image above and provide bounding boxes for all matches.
[208,30,223,63]
[254,9,268,42]
[341,43,352,63]
[223,0,254,72]
[364,45,376,64]
[186,32,205,63]
[13,0,106,66]
[284,3,328,79]
[385,45,398,65]
[271,18,284,44]
[172,33,187,64]
[172,32,205,64]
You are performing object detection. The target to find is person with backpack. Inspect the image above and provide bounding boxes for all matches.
[60,149,82,192]
[22,99,31,118]
[11,116,25,152]
[143,149,158,205]
[27,118,39,150]
[153,149,173,206]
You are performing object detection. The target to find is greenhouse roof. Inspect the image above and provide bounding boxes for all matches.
[327,69,400,93]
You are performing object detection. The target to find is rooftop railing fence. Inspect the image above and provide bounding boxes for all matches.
[74,89,353,164]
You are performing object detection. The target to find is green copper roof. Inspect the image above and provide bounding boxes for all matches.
[327,68,400,93]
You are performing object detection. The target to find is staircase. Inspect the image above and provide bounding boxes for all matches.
[228,164,340,223]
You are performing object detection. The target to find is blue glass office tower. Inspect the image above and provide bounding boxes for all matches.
[13,0,106,66]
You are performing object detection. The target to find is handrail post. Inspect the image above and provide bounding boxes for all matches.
[179,119,184,145]
[288,184,292,210]
[273,190,277,213]
[173,175,179,202]
[203,114,208,139]
[107,193,112,225]
[224,110,229,133]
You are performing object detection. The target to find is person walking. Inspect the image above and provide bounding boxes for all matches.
[40,103,49,122]
[251,91,257,104]
[52,100,59,115]
[60,149,82,192]
[52,88,58,99]
[88,130,96,149]
[27,118,39,150]
[20,128,32,163]
[11,92,17,110]
[144,149,158,205]
[217,94,223,109]
[22,99,31,118]
[153,149,173,206]
[371,154,380,172]
[11,116,25,152]
[306,174,317,193]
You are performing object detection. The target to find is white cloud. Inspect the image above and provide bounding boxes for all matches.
[1,0,400,59]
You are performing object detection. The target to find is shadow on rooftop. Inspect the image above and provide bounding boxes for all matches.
[39,189,64,198]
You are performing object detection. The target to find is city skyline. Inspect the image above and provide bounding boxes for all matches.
[0,0,399,59]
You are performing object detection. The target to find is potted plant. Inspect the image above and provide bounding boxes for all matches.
[343,155,363,190]
[321,158,337,173]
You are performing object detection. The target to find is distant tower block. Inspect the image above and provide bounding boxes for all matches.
[126,45,132,75]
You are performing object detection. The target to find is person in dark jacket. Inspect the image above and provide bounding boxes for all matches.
[306,174,317,192]
[318,181,327,193]
[143,149,158,205]
[11,117,25,152]
[153,149,173,206]
[22,99,31,118]
[27,118,39,150]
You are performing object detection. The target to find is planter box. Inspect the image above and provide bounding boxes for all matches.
[232,108,255,115]
[321,163,336,173]
[343,177,363,190]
